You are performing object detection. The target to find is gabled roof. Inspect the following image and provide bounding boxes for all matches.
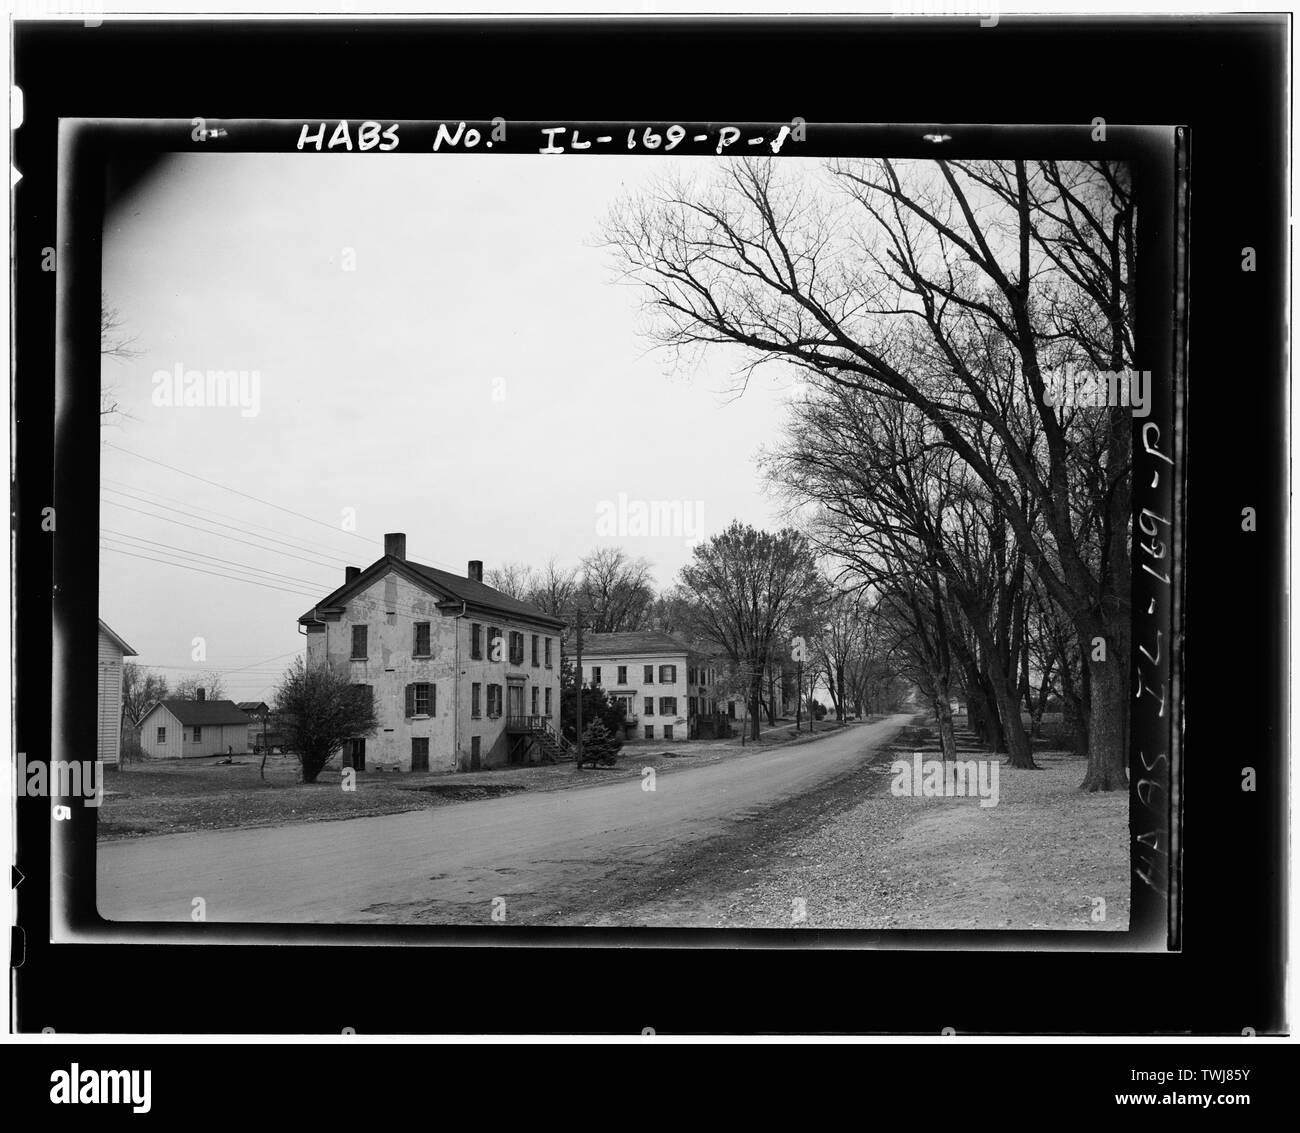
[298,555,566,629]
[581,631,699,658]
[98,619,138,657]
[143,700,251,726]
[237,701,269,714]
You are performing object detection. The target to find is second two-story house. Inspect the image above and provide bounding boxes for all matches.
[579,631,724,741]
[298,533,567,773]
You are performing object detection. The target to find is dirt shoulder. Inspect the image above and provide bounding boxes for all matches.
[95,718,872,841]
[576,726,1130,932]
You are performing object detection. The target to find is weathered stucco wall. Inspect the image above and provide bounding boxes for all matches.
[307,568,562,771]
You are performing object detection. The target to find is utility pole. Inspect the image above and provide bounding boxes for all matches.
[796,656,803,733]
[573,612,585,769]
[792,636,808,733]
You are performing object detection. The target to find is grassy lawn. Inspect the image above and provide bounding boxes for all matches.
[97,756,439,839]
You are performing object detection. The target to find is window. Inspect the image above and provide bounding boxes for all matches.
[689,696,698,717]
[413,622,431,656]
[659,664,676,683]
[688,666,696,685]
[471,623,483,660]
[487,684,503,718]
[660,697,677,717]
[644,697,654,717]
[509,631,524,665]
[405,683,435,717]
[644,665,654,684]
[191,726,202,742]
[728,702,736,719]
[352,684,373,715]
[545,687,552,715]
[532,634,540,666]
[590,666,601,686]
[664,725,674,741]
[531,686,539,715]
[411,737,429,773]
[351,624,368,659]
[644,725,654,740]
[471,682,482,719]
[156,726,166,744]
[617,665,628,685]
[545,638,553,668]
[488,627,502,661]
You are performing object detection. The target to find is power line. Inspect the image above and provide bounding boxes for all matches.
[102,528,334,590]
[103,485,356,567]
[102,500,351,572]
[102,494,352,571]
[101,543,320,599]
[101,536,466,625]
[103,441,462,571]
[104,476,368,563]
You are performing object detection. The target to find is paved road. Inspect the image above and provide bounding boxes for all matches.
[97,714,909,924]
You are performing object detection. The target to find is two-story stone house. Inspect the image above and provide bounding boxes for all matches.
[579,631,724,741]
[299,533,568,772]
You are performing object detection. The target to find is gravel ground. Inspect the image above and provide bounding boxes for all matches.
[580,726,1131,932]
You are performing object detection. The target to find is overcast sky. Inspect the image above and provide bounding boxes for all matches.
[99,152,812,701]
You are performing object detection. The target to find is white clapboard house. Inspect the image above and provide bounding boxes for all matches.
[97,619,138,768]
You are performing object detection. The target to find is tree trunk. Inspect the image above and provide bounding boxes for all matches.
[1030,662,1053,739]
[989,666,1038,769]
[1080,637,1128,790]
[934,694,957,765]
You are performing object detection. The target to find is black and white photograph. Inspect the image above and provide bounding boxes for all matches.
[89,136,1158,934]
[8,10,1290,1062]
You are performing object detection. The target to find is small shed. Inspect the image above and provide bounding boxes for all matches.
[137,692,251,759]
[97,620,138,768]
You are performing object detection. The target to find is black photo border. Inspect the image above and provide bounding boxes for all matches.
[11,14,1287,1036]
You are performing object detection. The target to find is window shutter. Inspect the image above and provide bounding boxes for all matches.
[405,684,415,718]
[431,684,437,716]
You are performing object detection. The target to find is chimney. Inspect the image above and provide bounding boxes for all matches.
[384,532,407,561]
[196,687,206,702]
[468,560,483,583]
[345,566,361,584]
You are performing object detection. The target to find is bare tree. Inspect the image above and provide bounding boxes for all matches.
[679,522,823,741]
[484,562,538,601]
[121,662,170,725]
[101,294,141,422]
[604,157,1133,789]
[171,671,228,701]
[576,547,656,633]
[526,556,580,618]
